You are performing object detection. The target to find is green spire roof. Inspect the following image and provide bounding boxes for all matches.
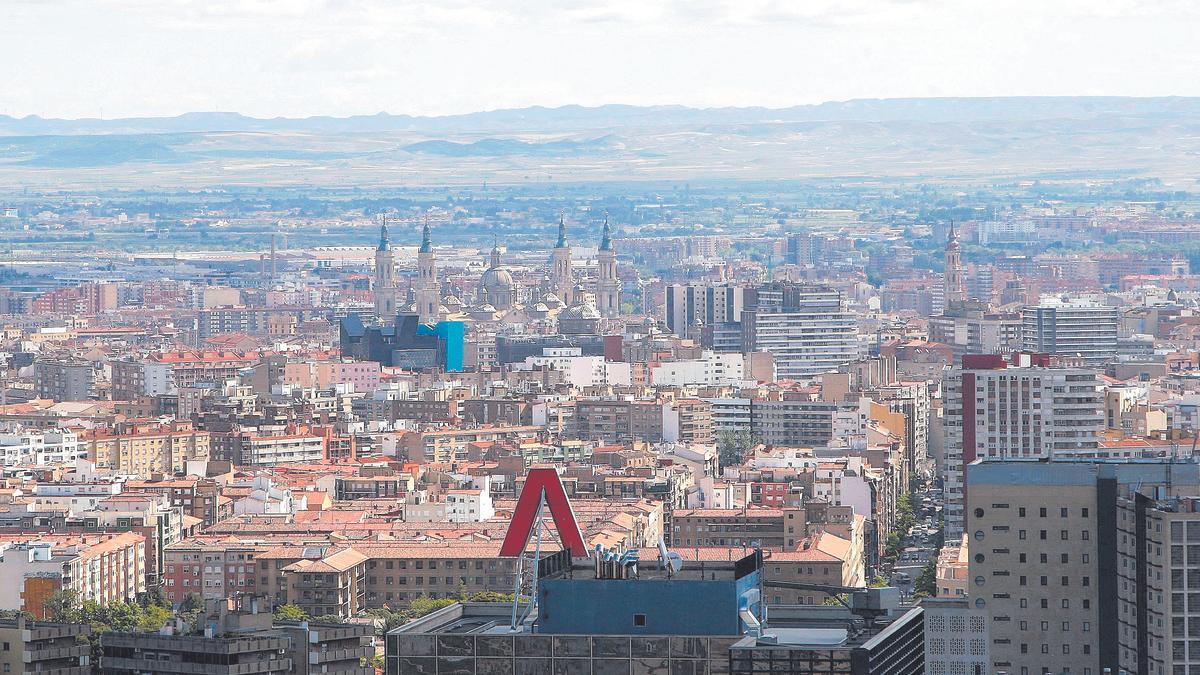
[420,220,432,253]
[377,222,390,252]
[599,215,613,251]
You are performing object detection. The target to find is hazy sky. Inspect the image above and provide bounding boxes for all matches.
[4,0,1199,119]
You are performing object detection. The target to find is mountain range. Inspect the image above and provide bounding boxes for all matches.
[1,97,1198,188]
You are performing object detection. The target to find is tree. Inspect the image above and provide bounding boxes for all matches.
[407,596,455,619]
[366,608,408,635]
[177,593,204,628]
[273,604,309,622]
[913,560,937,599]
[717,430,760,468]
[44,590,82,624]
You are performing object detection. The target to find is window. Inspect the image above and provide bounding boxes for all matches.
[633,614,646,627]
[1019,508,1027,517]
[1040,507,1047,517]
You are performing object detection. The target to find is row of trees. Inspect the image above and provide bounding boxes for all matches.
[272,586,516,635]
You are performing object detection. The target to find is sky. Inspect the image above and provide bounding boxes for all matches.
[3,0,1199,120]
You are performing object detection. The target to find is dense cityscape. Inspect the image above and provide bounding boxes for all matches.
[0,173,1197,674]
[4,2,1200,673]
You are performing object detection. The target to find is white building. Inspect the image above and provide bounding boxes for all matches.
[651,351,745,387]
[0,429,83,466]
[1022,298,1120,366]
[743,284,861,381]
[941,353,1103,539]
[517,348,632,388]
[920,597,990,675]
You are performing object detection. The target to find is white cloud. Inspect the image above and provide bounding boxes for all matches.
[0,0,1197,118]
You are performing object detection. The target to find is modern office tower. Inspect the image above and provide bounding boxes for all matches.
[665,283,746,344]
[373,222,397,318]
[966,459,1200,675]
[1021,299,1120,366]
[414,221,439,324]
[386,551,924,675]
[1115,495,1200,674]
[741,282,860,381]
[942,353,1103,539]
[596,216,621,318]
[551,215,574,306]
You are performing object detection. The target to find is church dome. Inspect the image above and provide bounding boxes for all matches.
[560,302,601,321]
[479,267,515,293]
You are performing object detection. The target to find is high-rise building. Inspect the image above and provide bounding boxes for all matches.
[373,222,397,318]
[664,283,745,346]
[742,282,860,380]
[942,353,1103,539]
[596,216,621,318]
[34,357,97,401]
[966,458,1200,675]
[1115,494,1200,674]
[414,220,439,323]
[1021,300,1120,366]
[551,214,573,306]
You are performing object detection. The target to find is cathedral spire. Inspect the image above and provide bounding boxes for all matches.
[377,221,390,252]
[420,218,432,253]
[556,214,567,249]
[599,214,613,251]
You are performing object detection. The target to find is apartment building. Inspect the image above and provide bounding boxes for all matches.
[396,425,542,463]
[163,538,268,604]
[111,358,176,400]
[741,282,860,380]
[672,504,859,552]
[751,397,870,448]
[0,617,91,675]
[928,301,1023,360]
[84,422,211,475]
[33,358,96,401]
[1022,300,1121,366]
[0,429,82,466]
[100,595,373,675]
[966,459,1200,675]
[942,353,1103,539]
[0,534,146,617]
[664,283,746,342]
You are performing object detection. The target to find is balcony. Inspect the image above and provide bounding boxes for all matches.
[24,644,89,663]
[308,646,374,664]
[101,656,293,675]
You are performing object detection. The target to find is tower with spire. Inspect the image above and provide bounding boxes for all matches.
[374,222,397,318]
[944,222,966,307]
[551,214,574,306]
[596,215,621,317]
[415,219,439,324]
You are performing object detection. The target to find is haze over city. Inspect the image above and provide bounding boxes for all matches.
[1,3,1199,675]
[5,0,1200,118]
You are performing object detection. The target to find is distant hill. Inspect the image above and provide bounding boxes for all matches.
[3,97,1200,136]
[1,97,1198,188]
